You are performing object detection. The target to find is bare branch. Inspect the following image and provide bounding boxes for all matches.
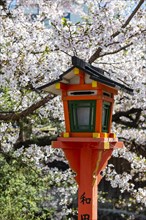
[99,43,133,58]
[14,135,57,150]
[89,0,144,63]
[123,0,144,28]
[0,0,6,8]
[0,94,55,122]
[112,0,144,38]
[112,108,143,128]
[89,47,102,64]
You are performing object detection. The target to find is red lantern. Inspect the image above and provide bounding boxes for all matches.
[38,56,133,220]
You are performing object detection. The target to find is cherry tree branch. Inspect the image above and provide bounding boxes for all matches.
[0,0,6,8]
[0,94,55,121]
[89,0,144,63]
[14,135,57,150]
[99,43,133,58]
[112,108,143,128]
[112,0,144,38]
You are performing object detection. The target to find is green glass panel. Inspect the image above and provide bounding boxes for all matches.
[69,100,96,132]
[102,102,111,132]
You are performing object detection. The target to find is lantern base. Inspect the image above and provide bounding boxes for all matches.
[61,132,117,138]
[52,137,123,220]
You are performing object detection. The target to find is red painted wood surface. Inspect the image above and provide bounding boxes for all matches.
[52,138,123,220]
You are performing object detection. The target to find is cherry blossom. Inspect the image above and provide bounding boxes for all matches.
[0,0,145,218]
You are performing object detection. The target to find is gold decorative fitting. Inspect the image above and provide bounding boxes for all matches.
[103,133,108,138]
[104,142,110,149]
[63,132,70,138]
[74,68,79,75]
[92,81,97,88]
[93,133,100,138]
[55,83,60,89]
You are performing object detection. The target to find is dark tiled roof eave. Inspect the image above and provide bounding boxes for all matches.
[36,56,133,95]
[72,56,133,95]
[36,78,60,91]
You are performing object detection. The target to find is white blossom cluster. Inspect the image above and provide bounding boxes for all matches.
[105,166,133,192]
[104,147,146,206]
[113,147,146,173]
[0,122,19,151]
[105,166,146,206]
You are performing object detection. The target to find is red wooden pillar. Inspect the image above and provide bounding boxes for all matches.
[78,145,97,220]
[52,138,123,220]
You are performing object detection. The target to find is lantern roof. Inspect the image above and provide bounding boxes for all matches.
[37,56,133,95]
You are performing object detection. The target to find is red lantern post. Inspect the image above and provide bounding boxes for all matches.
[53,138,123,219]
[37,56,133,219]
